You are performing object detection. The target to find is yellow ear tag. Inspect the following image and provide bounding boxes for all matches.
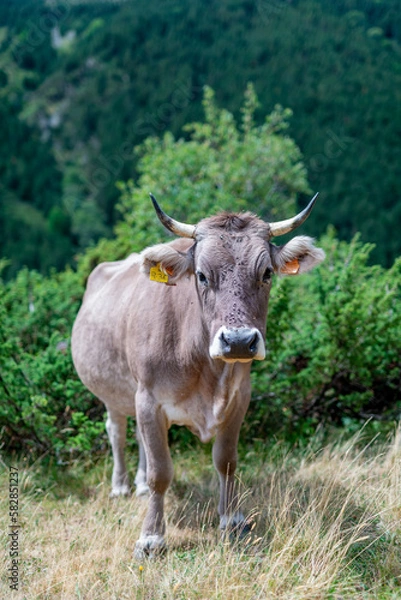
[281,258,300,275]
[149,263,169,284]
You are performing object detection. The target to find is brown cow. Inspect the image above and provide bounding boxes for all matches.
[71,194,325,559]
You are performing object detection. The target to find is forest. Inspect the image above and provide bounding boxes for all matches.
[0,0,400,278]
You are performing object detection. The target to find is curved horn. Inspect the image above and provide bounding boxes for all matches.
[269,193,319,237]
[150,193,196,239]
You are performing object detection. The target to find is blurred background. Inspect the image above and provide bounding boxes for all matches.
[1,0,400,278]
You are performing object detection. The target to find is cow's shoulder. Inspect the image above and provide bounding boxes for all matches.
[85,253,141,297]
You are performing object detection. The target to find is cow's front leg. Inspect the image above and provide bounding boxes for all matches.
[105,408,131,497]
[213,389,251,537]
[213,429,246,534]
[134,427,150,497]
[134,387,173,559]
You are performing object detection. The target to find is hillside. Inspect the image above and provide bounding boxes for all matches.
[1,0,400,276]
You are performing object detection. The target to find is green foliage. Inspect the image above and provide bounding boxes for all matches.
[1,83,400,459]
[1,0,401,274]
[247,230,401,440]
[79,85,309,276]
[0,267,106,459]
[78,85,309,276]
[0,100,72,278]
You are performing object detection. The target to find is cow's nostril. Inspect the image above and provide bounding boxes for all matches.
[249,332,259,354]
[220,331,230,350]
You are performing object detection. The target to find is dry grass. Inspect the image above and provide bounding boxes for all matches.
[2,428,401,599]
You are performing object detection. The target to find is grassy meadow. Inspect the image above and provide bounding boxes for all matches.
[2,428,401,599]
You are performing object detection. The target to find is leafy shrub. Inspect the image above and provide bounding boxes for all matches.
[0,267,106,459]
[2,232,399,459]
[1,87,400,458]
[247,229,401,440]
[1,85,312,459]
[78,85,310,278]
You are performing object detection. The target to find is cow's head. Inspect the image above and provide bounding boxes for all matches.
[141,194,325,363]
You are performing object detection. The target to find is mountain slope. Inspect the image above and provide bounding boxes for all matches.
[0,0,400,275]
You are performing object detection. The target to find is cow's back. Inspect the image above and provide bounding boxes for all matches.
[84,253,141,296]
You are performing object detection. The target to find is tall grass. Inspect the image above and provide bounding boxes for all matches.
[1,429,401,599]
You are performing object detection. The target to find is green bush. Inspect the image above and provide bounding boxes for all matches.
[247,229,401,440]
[2,232,400,459]
[1,232,400,459]
[1,87,400,459]
[1,85,312,460]
[0,267,106,459]
[78,85,309,278]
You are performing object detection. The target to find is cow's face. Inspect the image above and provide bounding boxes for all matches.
[191,216,273,362]
[141,203,325,364]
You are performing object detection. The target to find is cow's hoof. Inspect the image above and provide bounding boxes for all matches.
[135,482,150,497]
[109,484,131,498]
[227,520,253,542]
[134,535,166,560]
[220,513,254,543]
[221,522,252,543]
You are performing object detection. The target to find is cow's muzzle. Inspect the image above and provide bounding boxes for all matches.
[209,327,266,362]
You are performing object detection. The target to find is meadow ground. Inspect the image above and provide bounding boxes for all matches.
[1,427,401,599]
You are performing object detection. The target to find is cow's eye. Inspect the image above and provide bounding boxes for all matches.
[262,267,273,283]
[197,271,208,286]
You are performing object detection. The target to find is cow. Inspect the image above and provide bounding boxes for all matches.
[71,193,325,559]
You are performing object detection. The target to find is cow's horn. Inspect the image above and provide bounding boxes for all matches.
[269,193,319,237]
[150,193,196,239]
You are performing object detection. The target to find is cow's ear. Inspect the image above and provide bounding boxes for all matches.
[140,243,194,284]
[271,236,325,276]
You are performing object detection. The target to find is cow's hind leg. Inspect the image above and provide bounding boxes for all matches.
[105,408,131,497]
[134,427,150,497]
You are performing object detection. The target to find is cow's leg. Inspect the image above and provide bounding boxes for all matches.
[134,387,173,559]
[134,427,150,497]
[213,382,252,537]
[213,428,246,533]
[105,408,131,497]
